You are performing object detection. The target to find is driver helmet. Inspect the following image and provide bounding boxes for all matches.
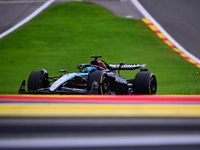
[91,60,107,69]
[86,67,96,73]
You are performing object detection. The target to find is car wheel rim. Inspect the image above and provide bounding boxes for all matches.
[150,76,157,94]
[104,77,110,93]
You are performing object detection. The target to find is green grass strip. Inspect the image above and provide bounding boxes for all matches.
[0,2,199,94]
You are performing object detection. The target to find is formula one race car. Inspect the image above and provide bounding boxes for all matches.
[19,56,157,95]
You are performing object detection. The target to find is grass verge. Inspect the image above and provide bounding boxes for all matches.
[0,2,199,94]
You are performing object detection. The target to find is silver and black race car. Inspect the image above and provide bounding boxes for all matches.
[19,56,157,95]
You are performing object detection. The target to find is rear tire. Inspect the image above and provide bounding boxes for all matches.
[28,70,49,92]
[88,71,110,95]
[133,72,157,95]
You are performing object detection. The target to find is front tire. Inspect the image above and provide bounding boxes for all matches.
[133,72,157,95]
[88,71,110,95]
[28,70,49,92]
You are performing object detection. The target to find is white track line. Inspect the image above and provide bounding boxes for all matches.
[0,0,48,3]
[131,0,200,64]
[0,0,55,39]
[0,135,200,148]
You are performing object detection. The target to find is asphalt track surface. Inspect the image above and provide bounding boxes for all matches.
[1,117,200,150]
[1,95,200,150]
[84,0,143,19]
[0,0,46,34]
[0,0,143,35]
[138,0,200,60]
[0,0,142,38]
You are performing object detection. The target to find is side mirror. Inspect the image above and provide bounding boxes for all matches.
[77,65,81,70]
[59,70,66,74]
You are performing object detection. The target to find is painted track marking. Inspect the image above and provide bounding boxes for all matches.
[1,95,200,103]
[0,0,55,39]
[1,135,200,148]
[1,95,200,116]
[142,18,200,68]
[0,104,200,117]
[131,0,200,68]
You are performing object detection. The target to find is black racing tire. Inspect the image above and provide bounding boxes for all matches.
[88,71,110,95]
[28,71,43,92]
[27,70,49,92]
[133,72,157,95]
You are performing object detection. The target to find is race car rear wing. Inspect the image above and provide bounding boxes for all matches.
[109,63,147,71]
